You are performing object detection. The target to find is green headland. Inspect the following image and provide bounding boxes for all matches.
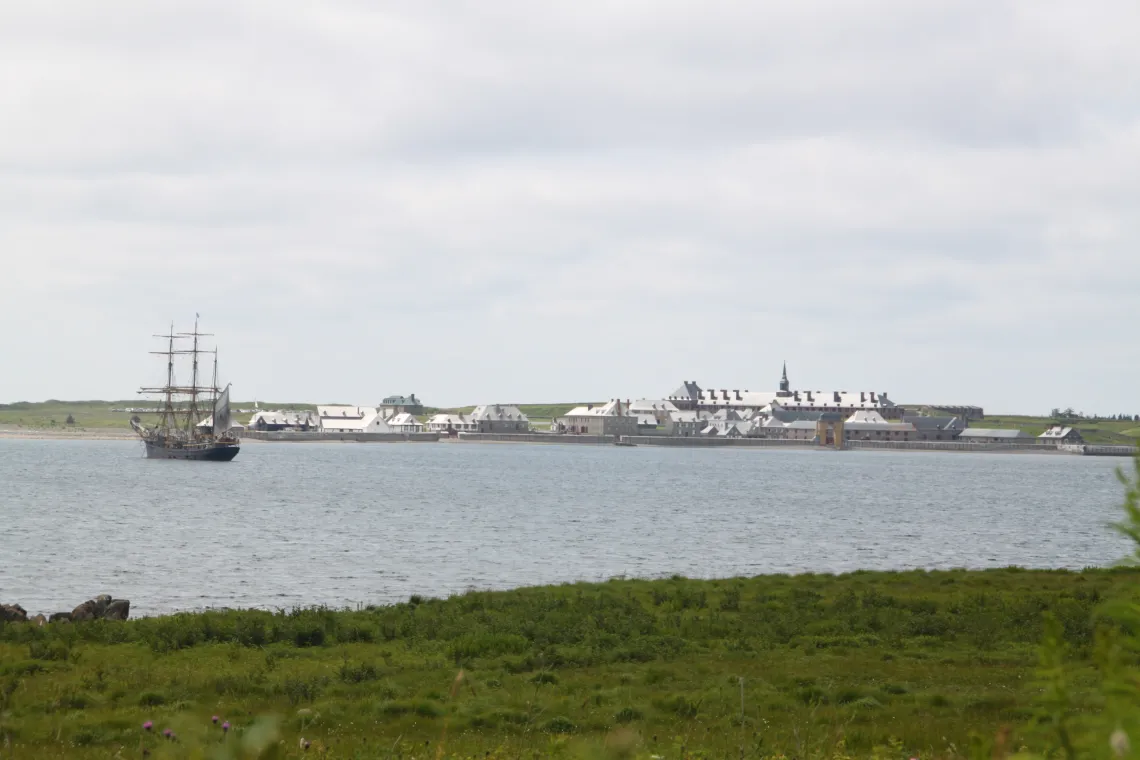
[2,567,1138,758]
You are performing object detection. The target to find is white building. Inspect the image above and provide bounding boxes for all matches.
[317,406,393,434]
[425,413,476,433]
[843,410,917,441]
[958,428,1033,443]
[1038,425,1083,444]
[629,399,680,427]
[386,412,425,433]
[667,364,901,418]
[554,399,639,436]
[664,410,702,437]
[247,410,318,431]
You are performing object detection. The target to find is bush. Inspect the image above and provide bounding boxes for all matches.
[280,676,324,705]
[137,691,166,707]
[338,661,379,683]
[543,716,576,734]
[614,706,643,723]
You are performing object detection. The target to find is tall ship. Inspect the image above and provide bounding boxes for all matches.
[130,318,240,461]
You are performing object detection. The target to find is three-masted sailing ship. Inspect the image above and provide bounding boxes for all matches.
[131,318,240,461]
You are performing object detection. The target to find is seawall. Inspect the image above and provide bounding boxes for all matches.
[242,431,440,443]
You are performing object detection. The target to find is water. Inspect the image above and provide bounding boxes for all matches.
[0,438,1130,616]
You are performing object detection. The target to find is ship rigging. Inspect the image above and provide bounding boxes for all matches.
[131,317,240,461]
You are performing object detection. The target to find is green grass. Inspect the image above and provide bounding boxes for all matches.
[0,400,317,431]
[0,401,586,432]
[967,415,1139,445]
[1,568,1134,758]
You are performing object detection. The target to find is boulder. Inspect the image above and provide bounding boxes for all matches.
[104,599,130,621]
[0,604,27,623]
[49,612,72,623]
[93,594,112,618]
[71,600,98,621]
[30,614,47,627]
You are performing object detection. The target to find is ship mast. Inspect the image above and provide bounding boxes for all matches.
[141,317,217,440]
[188,314,200,436]
[175,315,214,439]
[155,323,176,433]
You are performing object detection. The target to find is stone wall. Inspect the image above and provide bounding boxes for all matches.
[243,431,440,443]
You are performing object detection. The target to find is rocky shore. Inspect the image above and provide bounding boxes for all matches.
[0,594,130,625]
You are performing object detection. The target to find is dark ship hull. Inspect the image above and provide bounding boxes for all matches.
[143,440,240,461]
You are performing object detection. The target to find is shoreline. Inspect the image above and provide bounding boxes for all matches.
[0,427,1131,456]
[3,564,1126,620]
[0,426,135,440]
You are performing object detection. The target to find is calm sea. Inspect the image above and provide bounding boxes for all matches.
[0,439,1130,616]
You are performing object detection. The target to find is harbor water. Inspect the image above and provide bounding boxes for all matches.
[0,438,1130,616]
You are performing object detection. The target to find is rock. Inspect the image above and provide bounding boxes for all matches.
[93,594,112,617]
[30,614,47,627]
[49,612,72,623]
[104,599,130,621]
[0,604,27,623]
[71,600,98,621]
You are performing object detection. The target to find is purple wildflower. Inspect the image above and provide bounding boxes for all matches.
[162,728,172,739]
[222,721,230,733]
[142,721,153,732]
[211,715,219,724]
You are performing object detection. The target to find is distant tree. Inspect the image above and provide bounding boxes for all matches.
[1050,408,1062,419]
[65,414,75,425]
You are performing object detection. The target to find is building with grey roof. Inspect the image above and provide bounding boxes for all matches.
[380,394,423,416]
[1038,426,1083,444]
[247,410,318,431]
[667,381,703,411]
[426,413,476,434]
[668,364,902,419]
[468,404,530,434]
[554,399,639,436]
[958,428,1033,443]
[901,415,964,441]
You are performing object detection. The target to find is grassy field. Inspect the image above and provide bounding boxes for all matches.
[1,568,1134,759]
[0,401,317,431]
[955,415,1140,445]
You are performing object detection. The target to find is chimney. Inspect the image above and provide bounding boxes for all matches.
[834,391,841,403]
[734,389,741,400]
[870,392,877,404]
[806,391,814,402]
[722,389,729,400]
[860,392,866,403]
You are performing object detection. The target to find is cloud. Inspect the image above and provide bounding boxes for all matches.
[1,0,1138,412]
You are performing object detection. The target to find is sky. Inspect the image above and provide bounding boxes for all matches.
[2,2,1138,414]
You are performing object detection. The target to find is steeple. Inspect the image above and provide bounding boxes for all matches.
[779,361,790,394]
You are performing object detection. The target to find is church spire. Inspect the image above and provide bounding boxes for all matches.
[779,361,790,394]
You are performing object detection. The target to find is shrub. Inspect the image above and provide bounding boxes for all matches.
[137,691,166,707]
[338,661,379,683]
[279,676,323,705]
[614,706,643,723]
[543,716,576,734]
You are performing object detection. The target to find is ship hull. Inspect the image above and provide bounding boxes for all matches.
[144,441,240,461]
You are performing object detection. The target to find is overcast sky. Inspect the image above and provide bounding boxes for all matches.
[2,2,1138,413]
